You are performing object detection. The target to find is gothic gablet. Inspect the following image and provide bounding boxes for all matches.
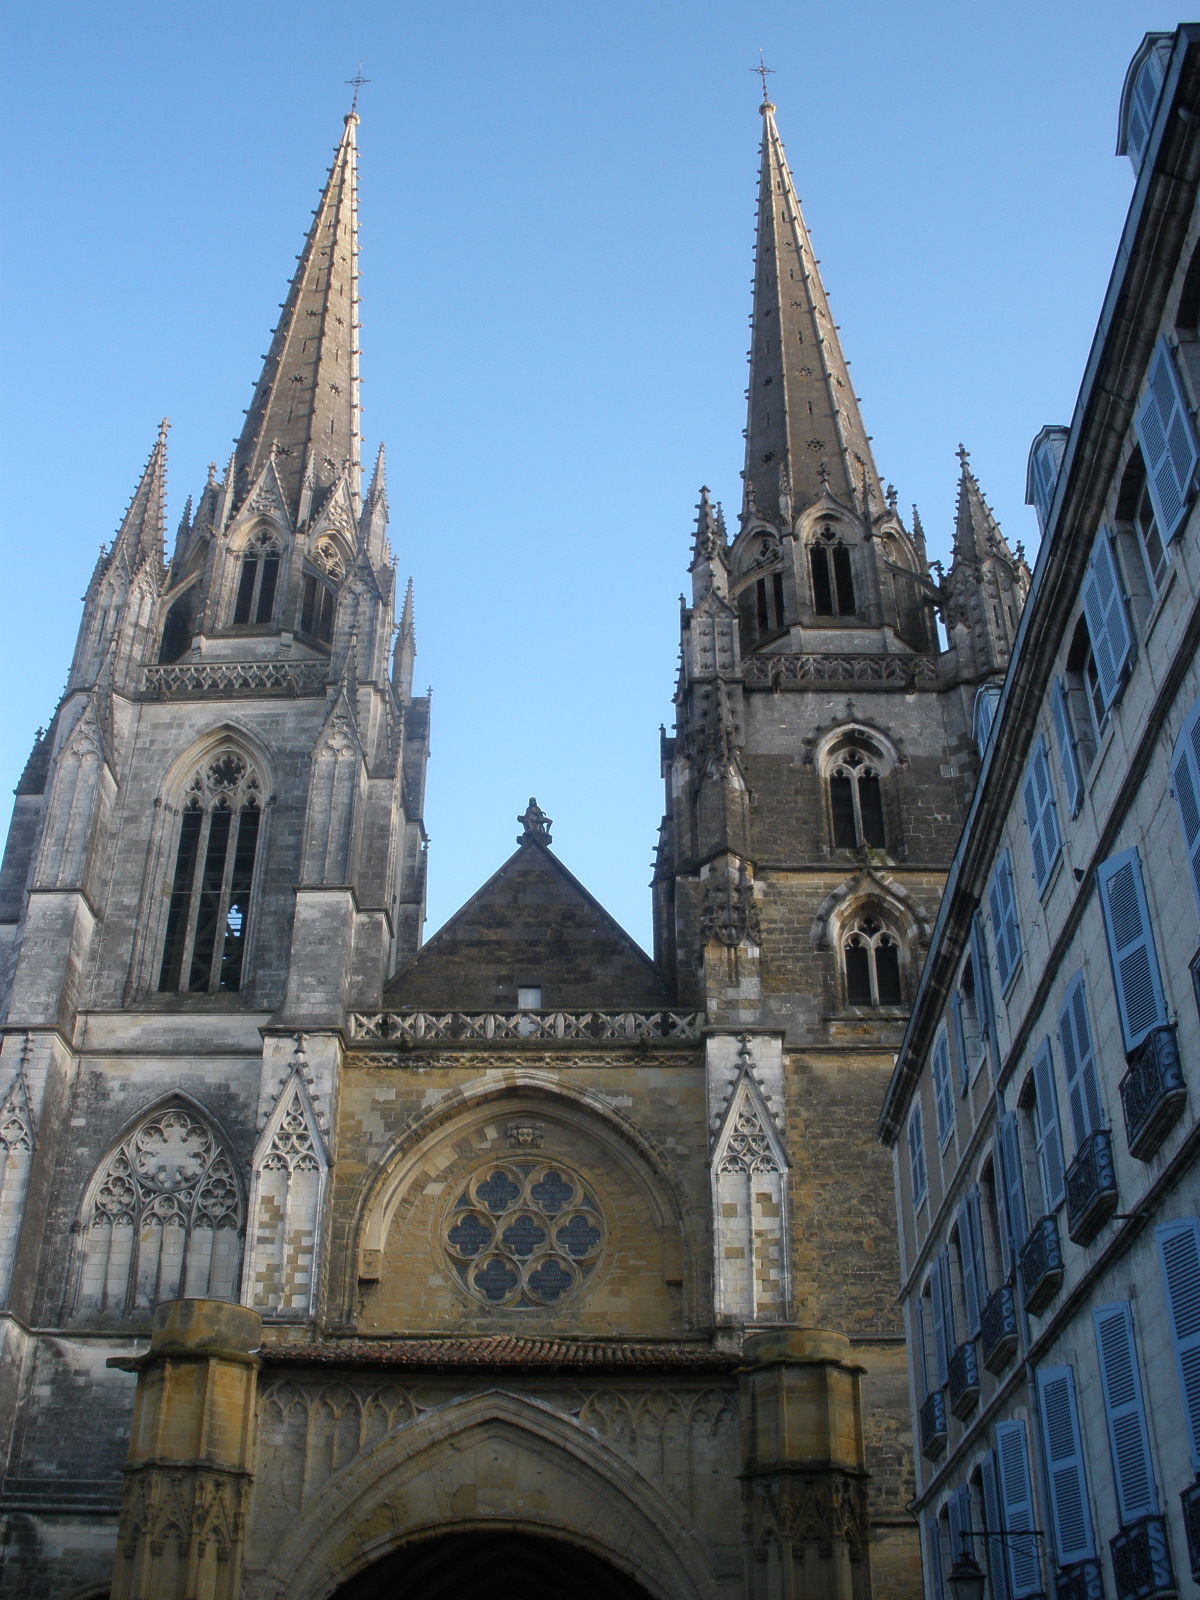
[0,97,1025,1600]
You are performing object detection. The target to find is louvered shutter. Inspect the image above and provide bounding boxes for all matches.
[1098,848,1167,1051]
[1030,436,1063,531]
[968,1186,989,1309]
[958,1195,980,1333]
[1157,1217,1200,1469]
[995,1419,1043,1598]
[1137,337,1199,540]
[1022,738,1062,892]
[1094,1301,1159,1522]
[980,1450,1012,1600]
[1031,1038,1065,1210]
[946,1484,972,1571]
[1052,678,1084,816]
[996,1113,1028,1261]
[1082,530,1135,710]
[951,991,969,1095]
[971,914,997,1076]
[1126,50,1165,165]
[924,1515,946,1600]
[1036,1366,1096,1566]
[908,1103,927,1208]
[932,1031,954,1144]
[931,1252,951,1384]
[1171,701,1200,914]
[1057,973,1104,1146]
[988,851,1022,992]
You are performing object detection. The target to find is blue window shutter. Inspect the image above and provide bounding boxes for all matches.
[946,1484,972,1572]
[957,1195,980,1334]
[951,990,969,1095]
[1082,530,1135,710]
[1052,678,1084,816]
[1136,337,1199,540]
[1093,1301,1159,1522]
[1097,848,1167,1051]
[968,1186,989,1309]
[931,1251,952,1383]
[1157,1217,1200,1470]
[980,1449,1012,1600]
[988,851,1022,992]
[996,1112,1028,1260]
[1171,700,1200,915]
[1022,737,1062,893]
[924,1515,946,1600]
[995,1418,1043,1598]
[971,914,997,1075]
[932,1031,954,1145]
[908,1102,927,1208]
[1036,1365,1096,1566]
[1056,973,1104,1147]
[1031,1038,1066,1210]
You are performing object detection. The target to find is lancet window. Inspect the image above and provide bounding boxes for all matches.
[232,528,282,626]
[158,750,262,994]
[299,539,344,647]
[829,745,886,849]
[843,912,903,1006]
[75,1103,243,1316]
[810,525,856,616]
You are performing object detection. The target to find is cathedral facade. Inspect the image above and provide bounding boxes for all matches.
[0,99,1024,1600]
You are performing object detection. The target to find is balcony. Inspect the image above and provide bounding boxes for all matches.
[1056,1559,1104,1600]
[1120,1025,1186,1160]
[1181,1479,1200,1582]
[1110,1513,1176,1600]
[1019,1213,1065,1314]
[948,1338,980,1419]
[1066,1128,1119,1244]
[981,1282,1018,1373]
[919,1387,947,1459]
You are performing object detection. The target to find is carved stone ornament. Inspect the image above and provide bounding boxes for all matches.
[700,868,761,948]
[744,1470,870,1562]
[506,1117,545,1149]
[517,797,553,845]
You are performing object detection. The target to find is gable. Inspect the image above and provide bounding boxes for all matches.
[384,843,672,1009]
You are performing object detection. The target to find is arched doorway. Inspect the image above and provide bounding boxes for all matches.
[329,1530,659,1600]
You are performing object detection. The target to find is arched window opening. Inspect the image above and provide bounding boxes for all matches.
[299,539,343,647]
[844,913,903,1006]
[811,526,856,617]
[232,529,282,626]
[75,1103,243,1315]
[754,571,786,637]
[830,747,886,849]
[1177,242,1200,338]
[158,751,262,994]
[1117,450,1167,600]
[158,590,196,664]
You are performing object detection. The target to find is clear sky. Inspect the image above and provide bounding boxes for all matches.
[0,1,1178,955]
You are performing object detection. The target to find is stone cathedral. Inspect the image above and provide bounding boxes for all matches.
[0,98,1027,1600]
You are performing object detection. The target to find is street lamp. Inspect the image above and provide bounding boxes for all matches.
[946,1528,1043,1600]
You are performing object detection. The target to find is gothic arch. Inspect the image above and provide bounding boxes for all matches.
[345,1071,702,1327]
[810,870,930,951]
[815,723,902,855]
[255,1389,722,1600]
[70,1092,244,1320]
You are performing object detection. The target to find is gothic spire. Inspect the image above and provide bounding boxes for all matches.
[951,444,1018,566]
[743,99,883,526]
[112,419,170,568]
[234,113,362,522]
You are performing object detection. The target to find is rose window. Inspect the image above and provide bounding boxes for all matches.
[445,1160,605,1309]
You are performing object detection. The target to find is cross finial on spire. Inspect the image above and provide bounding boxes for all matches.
[346,66,370,114]
[957,442,971,468]
[753,52,775,107]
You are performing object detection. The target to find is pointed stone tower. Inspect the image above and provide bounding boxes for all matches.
[653,95,1026,1598]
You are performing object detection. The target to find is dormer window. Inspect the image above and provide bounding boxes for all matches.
[1118,33,1173,171]
[232,529,282,626]
[811,526,855,616]
[1026,427,1069,534]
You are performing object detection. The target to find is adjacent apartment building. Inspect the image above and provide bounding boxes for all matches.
[879,26,1200,1600]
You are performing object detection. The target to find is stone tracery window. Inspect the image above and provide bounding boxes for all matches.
[829,745,886,849]
[444,1158,605,1310]
[76,1104,243,1315]
[843,912,903,1006]
[158,750,262,994]
[232,528,282,626]
[810,525,856,616]
[299,539,343,647]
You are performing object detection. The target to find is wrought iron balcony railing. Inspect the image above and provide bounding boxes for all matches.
[1019,1213,1064,1314]
[948,1338,980,1419]
[1055,1558,1105,1600]
[1120,1025,1186,1160]
[919,1387,947,1460]
[1181,1478,1200,1582]
[1110,1513,1177,1600]
[981,1282,1018,1373]
[1066,1128,1119,1245]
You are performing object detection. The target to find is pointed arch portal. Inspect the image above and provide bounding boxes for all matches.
[329,1531,658,1600]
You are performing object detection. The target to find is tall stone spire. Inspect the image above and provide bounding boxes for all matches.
[234,112,362,521]
[943,445,1030,681]
[111,419,170,568]
[743,98,882,526]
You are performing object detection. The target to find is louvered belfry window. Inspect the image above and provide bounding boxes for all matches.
[159,752,262,994]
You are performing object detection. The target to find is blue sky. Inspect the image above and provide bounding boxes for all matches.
[0,2,1177,953]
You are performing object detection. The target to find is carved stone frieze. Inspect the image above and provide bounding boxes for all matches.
[744,1469,870,1563]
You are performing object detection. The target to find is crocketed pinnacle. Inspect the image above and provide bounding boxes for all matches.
[743,102,883,524]
[234,113,362,519]
[112,419,170,566]
[952,444,1017,566]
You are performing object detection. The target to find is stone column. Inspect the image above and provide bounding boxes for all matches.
[109,1299,262,1600]
[741,1328,871,1600]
